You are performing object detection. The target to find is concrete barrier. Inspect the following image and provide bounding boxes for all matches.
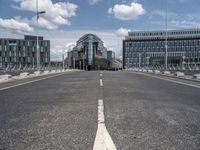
[154,70,161,74]
[0,74,12,80]
[193,74,200,80]
[147,69,153,73]
[34,71,41,76]
[142,69,147,72]
[51,70,56,73]
[163,71,171,75]
[175,72,185,77]
[20,72,29,77]
[43,70,50,74]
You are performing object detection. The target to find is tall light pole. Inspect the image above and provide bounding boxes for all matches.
[165,0,168,70]
[73,57,76,69]
[62,52,65,70]
[36,0,45,70]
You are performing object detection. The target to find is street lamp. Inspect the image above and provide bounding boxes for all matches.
[36,0,46,70]
[62,50,69,70]
[165,0,168,70]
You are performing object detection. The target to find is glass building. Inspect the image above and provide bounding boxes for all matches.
[67,34,109,70]
[123,29,200,69]
[0,35,50,69]
[107,50,115,69]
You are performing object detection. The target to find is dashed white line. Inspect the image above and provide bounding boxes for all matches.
[0,73,66,91]
[93,99,117,150]
[100,79,103,86]
[134,72,200,89]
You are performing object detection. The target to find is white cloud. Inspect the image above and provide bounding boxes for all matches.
[13,0,78,30]
[148,10,200,29]
[88,0,101,5]
[0,18,33,33]
[116,27,131,37]
[32,16,58,30]
[108,2,145,20]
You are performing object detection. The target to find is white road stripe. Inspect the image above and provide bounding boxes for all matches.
[0,73,65,91]
[134,72,200,89]
[100,79,103,86]
[100,74,102,77]
[93,99,117,150]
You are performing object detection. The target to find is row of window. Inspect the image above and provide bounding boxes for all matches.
[0,40,49,47]
[0,45,49,52]
[129,30,200,37]
[125,40,200,47]
[125,52,199,58]
[0,51,49,57]
[126,47,200,53]
[125,58,200,64]
[0,57,49,63]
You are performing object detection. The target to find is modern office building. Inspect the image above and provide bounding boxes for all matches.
[107,50,115,69]
[0,35,50,69]
[123,29,200,69]
[67,34,109,70]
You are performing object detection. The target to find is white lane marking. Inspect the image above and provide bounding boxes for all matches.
[100,79,103,86]
[100,74,102,77]
[0,73,66,91]
[93,99,117,150]
[134,72,200,89]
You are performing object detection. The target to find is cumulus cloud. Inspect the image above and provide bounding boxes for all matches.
[88,0,101,5]
[0,18,33,33]
[65,43,76,51]
[108,2,145,20]
[13,0,78,30]
[116,27,131,37]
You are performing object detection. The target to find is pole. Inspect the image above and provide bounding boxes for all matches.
[128,58,130,69]
[139,53,141,68]
[165,0,168,70]
[83,57,85,70]
[79,61,81,70]
[73,57,75,69]
[36,0,40,70]
[62,53,64,70]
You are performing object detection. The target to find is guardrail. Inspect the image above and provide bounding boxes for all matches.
[126,68,200,81]
[0,74,12,80]
[20,72,30,77]
[193,74,200,80]
[0,69,80,84]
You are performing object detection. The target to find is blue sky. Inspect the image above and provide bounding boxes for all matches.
[0,0,200,60]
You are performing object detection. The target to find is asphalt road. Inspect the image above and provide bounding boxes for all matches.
[103,71,200,150]
[0,71,200,150]
[0,71,99,150]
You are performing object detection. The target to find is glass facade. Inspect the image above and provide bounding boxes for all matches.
[88,35,93,66]
[67,34,109,70]
[0,35,50,68]
[123,29,200,69]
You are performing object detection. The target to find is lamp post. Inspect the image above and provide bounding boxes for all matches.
[73,57,76,69]
[62,53,65,70]
[36,0,46,70]
[62,49,69,70]
[165,0,168,70]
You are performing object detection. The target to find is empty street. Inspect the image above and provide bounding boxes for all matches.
[0,71,200,150]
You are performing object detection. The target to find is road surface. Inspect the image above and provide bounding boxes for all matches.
[0,71,200,150]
